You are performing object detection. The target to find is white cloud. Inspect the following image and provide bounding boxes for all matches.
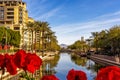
[94,11,120,19]
[52,11,120,45]
[35,7,61,20]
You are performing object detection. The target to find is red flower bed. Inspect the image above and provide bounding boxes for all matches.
[1,50,120,80]
[5,54,17,75]
[14,50,27,68]
[0,50,42,75]
[96,66,120,80]
[23,53,42,73]
[0,54,4,67]
[0,54,17,75]
[67,69,87,80]
[41,75,59,80]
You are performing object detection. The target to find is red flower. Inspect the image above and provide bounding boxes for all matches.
[96,66,120,80]
[5,54,17,75]
[23,53,42,73]
[41,75,59,80]
[0,54,5,68]
[14,50,27,68]
[67,69,87,80]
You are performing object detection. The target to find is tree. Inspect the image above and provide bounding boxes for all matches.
[26,22,36,52]
[91,32,99,52]
[90,25,120,55]
[0,27,21,47]
[26,21,60,52]
[68,40,88,52]
[10,31,21,47]
[107,26,120,54]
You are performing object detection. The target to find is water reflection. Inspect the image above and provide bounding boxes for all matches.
[36,53,102,80]
[49,53,96,80]
[71,53,87,66]
[41,54,60,76]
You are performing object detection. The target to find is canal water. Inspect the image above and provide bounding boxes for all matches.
[42,52,100,80]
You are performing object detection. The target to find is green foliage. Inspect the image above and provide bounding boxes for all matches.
[21,72,35,80]
[68,40,88,52]
[0,27,21,47]
[91,25,120,55]
[50,41,60,51]
[71,53,87,66]
[10,31,21,47]
[26,21,60,51]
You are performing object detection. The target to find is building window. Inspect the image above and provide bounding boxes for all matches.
[0,6,4,20]
[0,2,2,4]
[7,16,14,19]
[19,8,22,11]
[0,14,4,20]
[14,27,20,30]
[19,21,22,23]
[6,21,12,24]
[6,4,10,6]
[7,8,14,11]
[0,21,4,24]
[7,12,14,15]
[0,6,4,10]
[11,4,16,6]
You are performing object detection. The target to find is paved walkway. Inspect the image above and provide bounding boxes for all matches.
[88,54,120,67]
[91,54,120,63]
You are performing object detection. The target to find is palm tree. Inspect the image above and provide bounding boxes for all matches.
[40,22,49,53]
[25,21,60,54]
[26,22,36,52]
[91,32,99,52]
[33,21,41,52]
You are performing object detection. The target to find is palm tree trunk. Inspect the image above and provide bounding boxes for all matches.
[32,31,33,52]
[39,31,41,53]
[34,31,37,53]
[42,30,44,57]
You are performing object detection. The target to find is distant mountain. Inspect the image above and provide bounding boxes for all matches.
[60,44,68,48]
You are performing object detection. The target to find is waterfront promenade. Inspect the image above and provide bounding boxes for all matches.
[88,54,120,67]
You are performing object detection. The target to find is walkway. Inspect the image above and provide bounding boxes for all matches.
[88,54,120,67]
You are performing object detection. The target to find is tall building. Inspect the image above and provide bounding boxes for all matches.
[0,0,32,48]
[81,36,84,41]
[24,17,35,50]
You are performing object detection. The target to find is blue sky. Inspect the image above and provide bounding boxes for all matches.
[23,0,120,45]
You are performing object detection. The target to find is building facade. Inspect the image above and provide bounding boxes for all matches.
[0,0,33,49]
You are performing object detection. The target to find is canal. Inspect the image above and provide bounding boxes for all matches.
[41,52,101,80]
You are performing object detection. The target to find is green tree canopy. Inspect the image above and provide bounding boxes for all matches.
[0,27,21,47]
[91,25,120,55]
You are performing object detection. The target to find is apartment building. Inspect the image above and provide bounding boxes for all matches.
[24,17,35,50]
[0,0,33,49]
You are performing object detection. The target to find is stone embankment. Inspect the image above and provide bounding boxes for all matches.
[39,51,59,61]
[88,54,120,67]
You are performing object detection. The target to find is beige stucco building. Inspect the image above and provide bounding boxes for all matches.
[0,0,34,49]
